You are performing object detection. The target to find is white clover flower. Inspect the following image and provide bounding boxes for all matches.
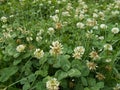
[98,11,105,20]
[113,83,120,90]
[16,44,26,52]
[47,27,55,35]
[66,3,73,10]
[111,27,119,34]
[76,22,85,29]
[100,24,107,29]
[62,11,70,16]
[86,31,93,38]
[50,41,63,55]
[55,10,59,14]
[48,0,51,4]
[46,78,60,90]
[34,49,44,59]
[79,14,85,20]
[1,16,7,23]
[106,58,112,63]
[26,37,33,42]
[3,32,11,38]
[36,36,42,42]
[98,36,104,40]
[73,46,85,59]
[9,15,14,18]
[93,26,98,30]
[86,18,97,27]
[93,13,98,18]
[104,44,113,51]
[50,15,59,22]
[111,10,119,16]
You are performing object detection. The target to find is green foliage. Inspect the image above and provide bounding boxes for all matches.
[0,66,18,82]
[0,0,120,90]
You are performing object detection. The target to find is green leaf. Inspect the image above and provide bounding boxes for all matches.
[35,63,49,77]
[88,78,96,86]
[55,70,68,80]
[90,86,99,90]
[27,74,36,83]
[35,81,47,90]
[53,58,61,68]
[71,60,83,70]
[81,67,90,76]
[0,66,18,82]
[13,59,22,65]
[84,87,90,90]
[96,82,104,89]
[13,53,20,58]
[81,77,88,86]
[68,68,81,77]
[23,82,30,90]
[59,55,71,71]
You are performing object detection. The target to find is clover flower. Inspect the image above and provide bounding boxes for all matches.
[76,22,85,29]
[1,16,7,23]
[62,11,70,16]
[16,44,26,52]
[104,44,113,51]
[87,61,98,70]
[89,51,100,60]
[50,15,59,22]
[50,41,63,55]
[47,27,55,35]
[46,78,60,90]
[73,46,85,59]
[111,27,119,34]
[113,84,120,90]
[96,72,105,80]
[86,18,97,27]
[34,49,44,59]
[100,24,107,29]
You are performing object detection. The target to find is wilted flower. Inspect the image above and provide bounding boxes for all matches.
[16,44,26,52]
[34,48,44,59]
[96,72,105,80]
[55,22,62,30]
[87,61,98,70]
[104,44,113,51]
[1,16,7,23]
[50,41,63,55]
[73,46,85,59]
[111,27,119,34]
[46,78,60,90]
[89,51,100,60]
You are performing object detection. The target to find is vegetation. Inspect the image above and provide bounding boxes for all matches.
[0,0,120,90]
